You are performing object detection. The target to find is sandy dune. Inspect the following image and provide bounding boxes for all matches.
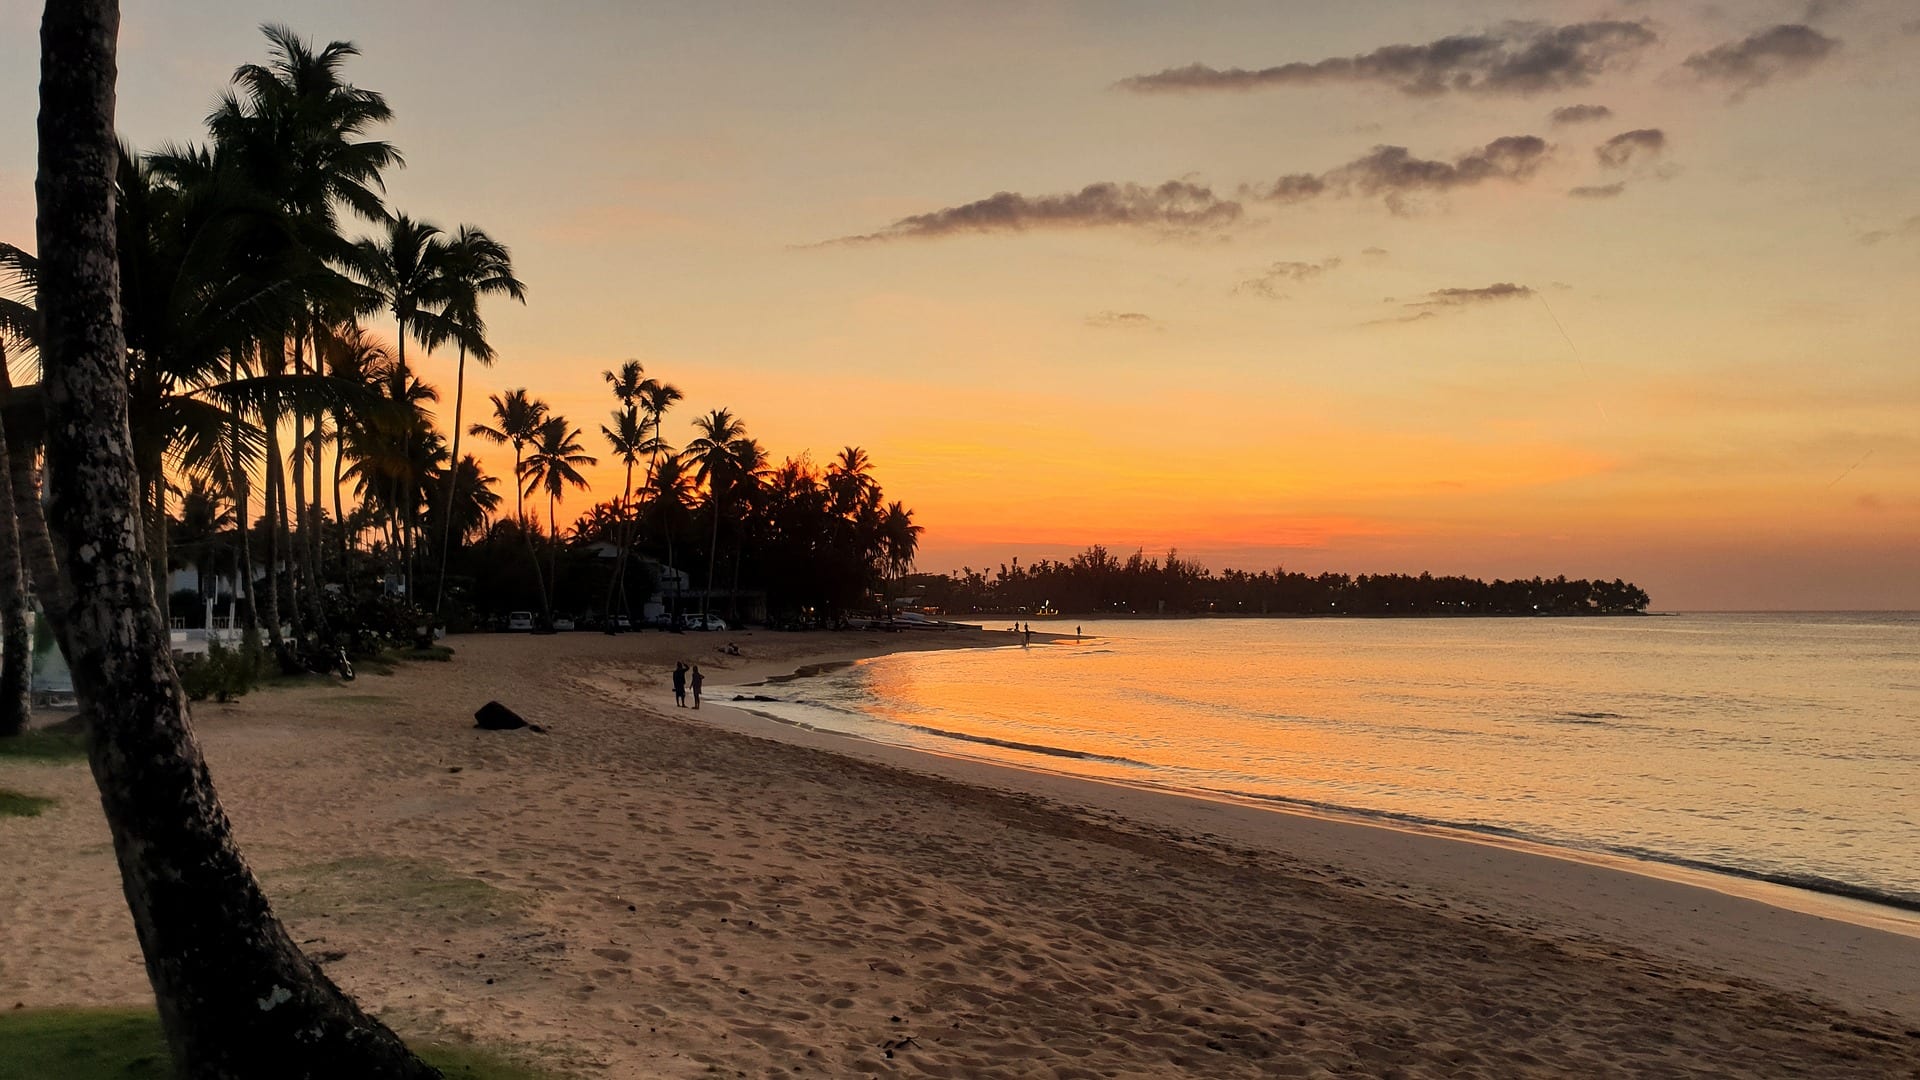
[4,630,1918,1078]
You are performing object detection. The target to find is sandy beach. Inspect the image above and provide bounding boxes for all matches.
[4,630,1919,1078]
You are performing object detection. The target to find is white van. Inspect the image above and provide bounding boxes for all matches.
[506,611,534,631]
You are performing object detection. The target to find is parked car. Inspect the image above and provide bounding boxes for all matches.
[692,613,728,631]
[610,614,631,630]
[506,611,534,632]
[552,616,577,632]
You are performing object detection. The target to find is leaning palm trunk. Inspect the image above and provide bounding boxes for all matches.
[0,418,29,736]
[703,486,723,618]
[431,342,469,621]
[600,457,634,624]
[230,350,261,635]
[34,4,442,1075]
[259,409,285,647]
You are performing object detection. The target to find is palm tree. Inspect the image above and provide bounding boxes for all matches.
[351,214,450,391]
[827,445,880,518]
[469,388,551,618]
[33,6,436,1071]
[430,225,523,618]
[520,416,596,620]
[426,454,500,550]
[646,453,695,615]
[0,241,36,735]
[209,23,403,627]
[878,500,923,615]
[684,408,750,619]
[599,405,650,619]
[468,389,547,525]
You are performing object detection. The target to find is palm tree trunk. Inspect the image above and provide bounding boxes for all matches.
[601,457,633,622]
[431,342,467,620]
[151,472,170,627]
[230,350,260,636]
[34,5,439,1074]
[331,419,346,562]
[546,490,559,619]
[260,408,285,648]
[703,486,722,618]
[0,423,31,736]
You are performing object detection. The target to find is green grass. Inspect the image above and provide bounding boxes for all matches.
[0,788,55,817]
[0,728,88,763]
[264,855,527,927]
[0,1007,560,1079]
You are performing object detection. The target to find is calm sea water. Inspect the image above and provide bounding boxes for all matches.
[723,614,1920,911]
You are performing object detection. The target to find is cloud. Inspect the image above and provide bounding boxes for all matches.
[1255,136,1552,212]
[1236,257,1342,299]
[1595,128,1667,168]
[1569,182,1627,198]
[1857,214,1920,245]
[1683,24,1840,93]
[1361,246,1390,259]
[1550,103,1614,125]
[1371,283,1535,325]
[1118,21,1658,97]
[1085,311,1159,330]
[829,180,1242,243]
[1802,0,1853,23]
[1409,282,1535,308]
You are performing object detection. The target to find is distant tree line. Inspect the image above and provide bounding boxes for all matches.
[907,546,1651,616]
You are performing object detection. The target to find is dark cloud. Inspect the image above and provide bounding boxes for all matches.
[1595,128,1667,168]
[1236,257,1342,299]
[1570,182,1628,198]
[1255,136,1552,212]
[830,180,1242,243]
[1410,282,1535,308]
[1371,283,1534,325]
[1118,21,1658,97]
[1683,24,1840,93]
[1857,215,1920,245]
[1550,103,1614,125]
[1086,311,1159,329]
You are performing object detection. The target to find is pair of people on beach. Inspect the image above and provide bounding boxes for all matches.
[671,661,703,708]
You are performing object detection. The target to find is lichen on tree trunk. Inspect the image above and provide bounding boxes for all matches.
[34,2,440,1076]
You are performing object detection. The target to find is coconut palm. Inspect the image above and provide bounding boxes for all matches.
[826,445,880,518]
[599,405,651,618]
[469,388,552,618]
[521,416,596,617]
[33,7,437,1071]
[208,23,403,619]
[429,225,524,618]
[684,408,752,618]
[468,389,547,526]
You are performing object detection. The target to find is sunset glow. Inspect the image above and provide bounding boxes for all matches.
[3,1,1914,609]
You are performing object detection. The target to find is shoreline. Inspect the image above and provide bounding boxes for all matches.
[720,649,1920,935]
[6,630,1918,1077]
[701,648,1920,1025]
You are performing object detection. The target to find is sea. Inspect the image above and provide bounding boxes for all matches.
[720,613,1920,915]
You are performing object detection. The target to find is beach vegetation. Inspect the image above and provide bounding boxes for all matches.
[177,638,270,703]
[912,548,1651,616]
[0,1008,561,1079]
[0,787,55,817]
[0,725,86,762]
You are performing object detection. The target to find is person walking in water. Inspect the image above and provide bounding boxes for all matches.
[690,664,705,709]
[671,662,688,707]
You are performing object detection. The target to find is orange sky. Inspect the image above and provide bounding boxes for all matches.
[2,2,1916,608]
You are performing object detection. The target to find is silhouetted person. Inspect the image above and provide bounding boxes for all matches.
[1076,625,1081,641]
[691,664,704,709]
[671,662,688,707]
[1024,624,1032,646]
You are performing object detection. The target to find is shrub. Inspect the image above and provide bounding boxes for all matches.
[178,639,266,703]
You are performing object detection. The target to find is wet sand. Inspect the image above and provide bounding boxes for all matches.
[3,630,1918,1078]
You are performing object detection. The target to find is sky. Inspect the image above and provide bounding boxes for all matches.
[3,1,1916,610]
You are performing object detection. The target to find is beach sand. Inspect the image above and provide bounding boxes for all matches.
[4,630,1918,1078]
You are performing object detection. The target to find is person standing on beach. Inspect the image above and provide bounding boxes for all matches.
[691,664,705,709]
[671,662,688,707]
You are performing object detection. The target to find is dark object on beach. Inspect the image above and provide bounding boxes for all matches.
[474,701,547,733]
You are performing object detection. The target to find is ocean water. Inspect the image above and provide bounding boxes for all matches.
[723,614,1920,911]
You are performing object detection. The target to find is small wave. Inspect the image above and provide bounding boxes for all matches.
[1214,788,1920,914]
[890,721,1156,770]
